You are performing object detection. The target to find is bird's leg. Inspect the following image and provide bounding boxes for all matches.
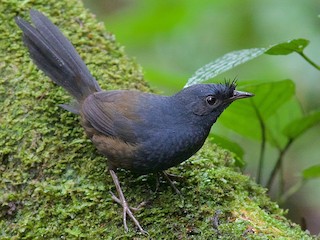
[161,171,181,195]
[152,172,161,193]
[163,172,184,181]
[109,169,148,234]
[110,191,146,211]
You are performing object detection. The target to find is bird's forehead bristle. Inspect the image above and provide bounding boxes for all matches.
[224,78,237,89]
[214,79,237,98]
[179,81,237,100]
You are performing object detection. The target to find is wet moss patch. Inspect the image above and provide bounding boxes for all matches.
[0,0,315,239]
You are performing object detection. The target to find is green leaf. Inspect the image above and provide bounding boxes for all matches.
[210,134,245,168]
[185,48,267,87]
[264,98,303,148]
[303,165,320,180]
[219,80,295,142]
[265,39,309,55]
[282,110,320,139]
[185,38,310,87]
[219,96,259,139]
[246,80,295,119]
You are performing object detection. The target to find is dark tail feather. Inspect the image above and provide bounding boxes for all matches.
[15,9,101,101]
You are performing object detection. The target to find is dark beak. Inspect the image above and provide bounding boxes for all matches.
[228,90,254,102]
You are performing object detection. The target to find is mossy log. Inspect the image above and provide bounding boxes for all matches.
[0,0,314,239]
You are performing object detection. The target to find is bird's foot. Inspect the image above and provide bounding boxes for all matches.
[161,171,183,195]
[110,192,147,211]
[109,170,148,235]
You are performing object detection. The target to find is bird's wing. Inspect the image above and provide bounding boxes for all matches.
[81,91,141,143]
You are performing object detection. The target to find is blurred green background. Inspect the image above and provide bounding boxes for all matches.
[83,0,320,234]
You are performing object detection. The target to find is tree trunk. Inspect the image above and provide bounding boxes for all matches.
[0,0,313,238]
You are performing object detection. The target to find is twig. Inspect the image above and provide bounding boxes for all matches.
[266,139,293,191]
[252,101,266,184]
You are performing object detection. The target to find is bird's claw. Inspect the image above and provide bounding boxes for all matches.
[109,170,148,234]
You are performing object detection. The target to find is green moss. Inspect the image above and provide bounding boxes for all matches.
[0,0,316,239]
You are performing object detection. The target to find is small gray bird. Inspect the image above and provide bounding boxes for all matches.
[15,9,253,233]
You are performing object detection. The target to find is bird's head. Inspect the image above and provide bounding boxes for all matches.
[174,81,253,125]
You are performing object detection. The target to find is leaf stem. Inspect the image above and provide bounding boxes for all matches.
[279,179,305,204]
[297,52,320,71]
[252,101,266,184]
[266,139,293,191]
[279,157,285,198]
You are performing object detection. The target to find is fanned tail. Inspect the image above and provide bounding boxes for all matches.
[15,9,101,102]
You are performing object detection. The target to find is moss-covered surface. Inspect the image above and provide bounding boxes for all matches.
[0,0,316,239]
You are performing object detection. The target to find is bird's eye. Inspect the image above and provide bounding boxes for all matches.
[206,95,217,105]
